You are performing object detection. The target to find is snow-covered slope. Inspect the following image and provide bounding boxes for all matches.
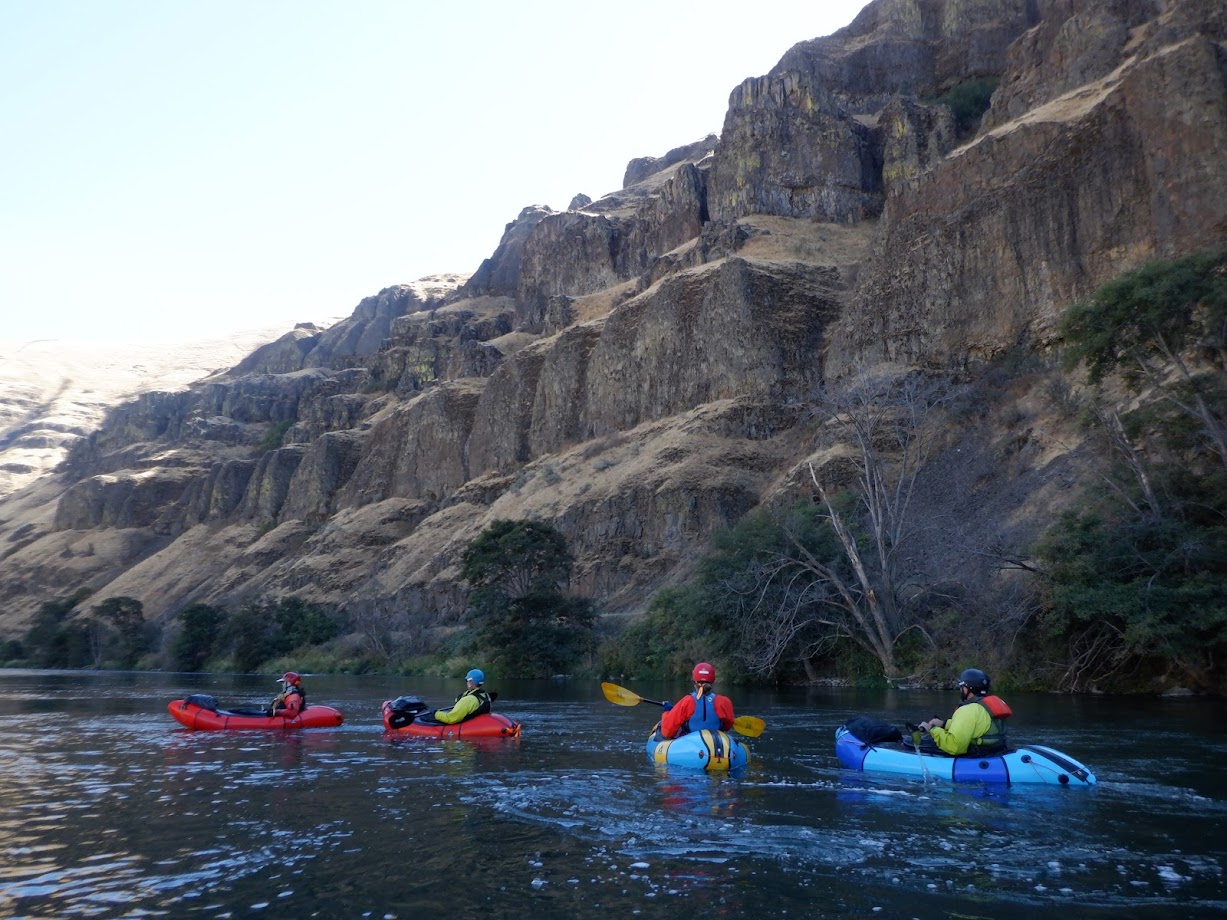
[0,328,297,496]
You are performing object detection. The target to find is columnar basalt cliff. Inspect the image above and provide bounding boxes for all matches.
[0,0,1224,640]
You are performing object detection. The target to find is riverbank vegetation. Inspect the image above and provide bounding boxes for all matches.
[1034,246,1227,692]
[5,519,599,680]
[14,591,348,673]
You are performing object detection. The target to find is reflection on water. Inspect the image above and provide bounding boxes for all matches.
[0,670,1224,918]
[654,769,743,817]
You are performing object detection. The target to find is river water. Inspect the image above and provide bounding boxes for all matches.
[0,671,1223,919]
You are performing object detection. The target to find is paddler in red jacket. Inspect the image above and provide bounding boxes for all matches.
[270,671,306,718]
[659,662,736,739]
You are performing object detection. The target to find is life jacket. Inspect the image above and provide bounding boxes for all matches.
[273,686,305,715]
[454,687,492,719]
[967,694,1011,754]
[686,689,723,733]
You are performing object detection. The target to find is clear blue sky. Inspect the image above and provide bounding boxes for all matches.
[1,1,868,343]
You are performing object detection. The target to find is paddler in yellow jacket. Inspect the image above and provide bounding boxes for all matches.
[431,668,492,724]
[919,668,1012,755]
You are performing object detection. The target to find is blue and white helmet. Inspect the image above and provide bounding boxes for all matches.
[466,668,485,684]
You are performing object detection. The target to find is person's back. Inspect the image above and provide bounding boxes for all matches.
[660,662,735,739]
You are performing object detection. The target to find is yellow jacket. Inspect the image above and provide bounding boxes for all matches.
[433,688,489,724]
[928,701,992,755]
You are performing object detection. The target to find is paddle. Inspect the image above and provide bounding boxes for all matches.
[601,681,766,738]
[904,721,933,783]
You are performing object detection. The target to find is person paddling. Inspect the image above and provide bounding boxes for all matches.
[918,668,1011,755]
[658,662,736,739]
[269,671,306,718]
[422,668,493,725]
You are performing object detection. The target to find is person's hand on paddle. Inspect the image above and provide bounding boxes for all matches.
[919,717,946,731]
[600,682,764,738]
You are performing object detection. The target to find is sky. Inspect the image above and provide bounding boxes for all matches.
[1,1,869,344]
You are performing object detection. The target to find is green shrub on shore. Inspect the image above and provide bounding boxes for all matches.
[1037,247,1227,693]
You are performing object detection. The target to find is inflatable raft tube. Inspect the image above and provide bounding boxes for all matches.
[645,727,750,772]
[381,698,521,739]
[835,725,1096,786]
[168,695,344,730]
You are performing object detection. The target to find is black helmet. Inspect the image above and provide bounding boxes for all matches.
[958,668,990,695]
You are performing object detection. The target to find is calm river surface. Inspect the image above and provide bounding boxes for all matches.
[0,670,1224,919]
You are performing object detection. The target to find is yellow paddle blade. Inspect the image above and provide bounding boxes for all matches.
[603,682,764,737]
[733,715,765,738]
[601,682,643,707]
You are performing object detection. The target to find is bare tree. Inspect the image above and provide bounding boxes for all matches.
[345,596,412,664]
[86,617,108,669]
[1089,402,1162,516]
[736,371,958,680]
[720,552,849,678]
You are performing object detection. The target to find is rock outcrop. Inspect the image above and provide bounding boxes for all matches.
[826,0,1227,371]
[0,0,1223,640]
[707,0,1042,225]
[623,134,719,187]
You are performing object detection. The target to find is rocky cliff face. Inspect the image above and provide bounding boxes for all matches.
[827,0,1227,372]
[0,0,1223,636]
[707,0,1041,225]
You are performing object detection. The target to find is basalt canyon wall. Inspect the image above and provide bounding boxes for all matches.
[1,0,1224,636]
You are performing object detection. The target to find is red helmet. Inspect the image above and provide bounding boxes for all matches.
[281,671,301,686]
[692,662,716,683]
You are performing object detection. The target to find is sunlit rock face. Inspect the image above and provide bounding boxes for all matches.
[707,0,1038,225]
[0,0,1223,637]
